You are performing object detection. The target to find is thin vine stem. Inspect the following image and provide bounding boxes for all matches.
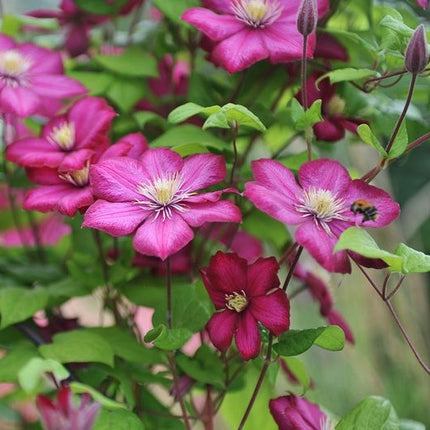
[282,245,303,292]
[300,34,312,161]
[229,121,239,186]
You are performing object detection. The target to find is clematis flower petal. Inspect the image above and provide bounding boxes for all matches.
[246,257,280,296]
[235,311,261,360]
[20,43,63,73]
[30,74,87,99]
[206,310,237,351]
[83,201,148,236]
[0,86,40,117]
[296,221,351,273]
[249,290,289,336]
[313,118,345,142]
[180,200,242,227]
[139,148,183,179]
[133,213,194,260]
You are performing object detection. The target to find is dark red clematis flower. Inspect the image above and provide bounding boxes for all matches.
[201,251,290,360]
[296,72,365,142]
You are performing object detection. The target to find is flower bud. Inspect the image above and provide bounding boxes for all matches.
[405,24,429,74]
[297,0,318,37]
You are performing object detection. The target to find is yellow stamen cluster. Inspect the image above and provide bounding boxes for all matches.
[49,122,76,151]
[225,290,248,312]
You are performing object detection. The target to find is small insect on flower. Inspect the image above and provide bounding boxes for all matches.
[350,199,378,222]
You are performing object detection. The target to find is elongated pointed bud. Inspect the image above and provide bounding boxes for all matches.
[405,24,429,74]
[297,0,318,36]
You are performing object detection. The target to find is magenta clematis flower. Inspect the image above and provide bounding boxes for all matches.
[37,386,100,430]
[414,0,428,8]
[0,34,86,117]
[0,215,71,248]
[269,395,330,430]
[296,73,364,142]
[201,252,289,360]
[182,0,330,73]
[244,158,400,273]
[6,97,116,171]
[83,148,241,259]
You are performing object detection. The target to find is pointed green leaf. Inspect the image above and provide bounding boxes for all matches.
[0,343,39,383]
[387,121,408,159]
[395,243,430,274]
[357,124,387,157]
[222,103,266,131]
[168,102,220,124]
[144,325,192,351]
[0,287,49,328]
[202,110,230,130]
[318,68,379,84]
[70,382,127,410]
[39,330,115,367]
[336,396,399,430]
[335,227,404,272]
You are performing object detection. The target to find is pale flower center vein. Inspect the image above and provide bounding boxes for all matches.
[295,187,348,235]
[231,0,283,28]
[135,172,195,221]
[0,50,32,87]
[48,122,76,151]
[225,290,248,312]
[59,161,90,187]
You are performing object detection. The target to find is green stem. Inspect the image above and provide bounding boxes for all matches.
[229,121,239,186]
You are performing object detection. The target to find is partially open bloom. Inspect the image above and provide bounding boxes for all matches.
[83,149,241,260]
[244,159,400,273]
[37,387,100,430]
[296,73,364,142]
[201,252,289,360]
[182,0,329,73]
[0,35,86,117]
[269,395,331,430]
[6,97,116,171]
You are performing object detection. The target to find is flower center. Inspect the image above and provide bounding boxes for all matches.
[48,122,76,151]
[231,0,283,28]
[225,290,248,312]
[59,162,90,187]
[296,187,348,234]
[136,172,194,221]
[0,50,32,87]
[326,95,346,116]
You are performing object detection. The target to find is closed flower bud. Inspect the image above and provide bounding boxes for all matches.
[297,0,318,36]
[405,24,429,74]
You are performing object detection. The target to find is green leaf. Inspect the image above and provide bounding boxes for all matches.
[94,409,144,430]
[1,14,22,37]
[150,125,226,151]
[70,382,127,410]
[84,327,161,364]
[202,110,230,130]
[220,103,266,132]
[75,0,128,14]
[152,0,200,25]
[107,77,147,113]
[94,46,157,78]
[336,396,399,430]
[399,420,426,430]
[176,345,224,387]
[379,15,414,38]
[134,111,166,130]
[274,326,345,356]
[144,325,192,351]
[0,343,39,383]
[39,330,115,367]
[0,287,49,328]
[282,357,311,393]
[168,102,221,124]
[335,227,404,272]
[395,243,430,274]
[357,124,387,157]
[318,68,378,85]
[68,71,113,96]
[387,121,408,159]
[18,358,69,394]
[296,100,323,131]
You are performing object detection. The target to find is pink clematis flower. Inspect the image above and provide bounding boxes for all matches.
[414,0,428,8]
[0,34,86,117]
[244,158,400,273]
[37,386,100,430]
[201,252,289,360]
[182,0,330,73]
[83,148,241,259]
[6,97,116,171]
[0,215,71,248]
[296,73,365,142]
[269,395,330,430]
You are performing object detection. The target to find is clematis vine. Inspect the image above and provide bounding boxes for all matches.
[6,97,116,171]
[83,148,242,259]
[0,34,86,117]
[182,0,330,73]
[269,394,332,429]
[201,252,289,360]
[37,387,100,430]
[244,158,400,273]
[296,73,365,142]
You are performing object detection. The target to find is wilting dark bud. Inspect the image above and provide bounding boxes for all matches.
[405,24,429,74]
[297,0,318,37]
